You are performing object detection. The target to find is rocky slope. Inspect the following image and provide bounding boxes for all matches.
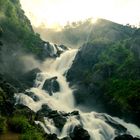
[0,0,68,139]
[67,28,140,127]
[0,0,68,91]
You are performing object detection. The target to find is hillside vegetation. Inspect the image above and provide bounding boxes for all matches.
[67,21,140,126]
[34,18,135,48]
[0,0,46,57]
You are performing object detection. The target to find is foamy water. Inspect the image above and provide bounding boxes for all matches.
[15,49,140,140]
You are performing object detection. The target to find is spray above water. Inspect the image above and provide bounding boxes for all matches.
[15,48,140,140]
[15,49,77,112]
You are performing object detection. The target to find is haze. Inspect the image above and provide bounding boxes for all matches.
[20,0,140,28]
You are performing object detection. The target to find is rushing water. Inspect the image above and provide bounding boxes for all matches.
[15,49,140,140]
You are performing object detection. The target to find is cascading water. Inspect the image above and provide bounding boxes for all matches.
[15,49,140,140]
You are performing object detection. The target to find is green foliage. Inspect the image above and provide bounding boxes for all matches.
[9,116,31,133]
[104,79,140,111]
[98,41,140,112]
[0,116,7,134]
[0,0,44,58]
[9,115,44,140]
[20,130,44,140]
[68,33,140,116]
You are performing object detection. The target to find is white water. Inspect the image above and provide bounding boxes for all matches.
[15,49,140,140]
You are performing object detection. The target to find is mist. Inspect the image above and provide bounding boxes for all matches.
[33,18,95,48]
[0,44,41,78]
[33,18,133,49]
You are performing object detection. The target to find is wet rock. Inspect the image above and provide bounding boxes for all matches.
[52,80,60,92]
[59,111,79,117]
[61,137,71,140]
[106,120,127,135]
[56,44,68,56]
[36,104,52,120]
[114,134,140,140]
[47,110,67,130]
[24,91,39,101]
[21,68,41,88]
[48,110,59,118]
[36,108,66,130]
[53,114,67,131]
[70,125,90,140]
[59,111,68,117]
[59,45,68,51]
[14,104,35,122]
[44,133,59,140]
[95,113,127,134]
[70,111,79,116]
[42,76,60,96]
[44,42,58,57]
[44,42,68,57]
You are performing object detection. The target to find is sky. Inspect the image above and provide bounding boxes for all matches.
[20,0,140,28]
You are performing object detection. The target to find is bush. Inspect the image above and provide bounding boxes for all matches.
[9,115,44,140]
[0,116,7,134]
[20,130,44,140]
[9,116,31,133]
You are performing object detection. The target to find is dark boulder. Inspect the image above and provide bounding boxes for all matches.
[114,134,140,140]
[44,133,59,140]
[42,76,60,96]
[47,110,60,118]
[53,114,66,131]
[70,111,79,116]
[44,42,58,57]
[47,110,67,131]
[20,68,41,88]
[44,42,68,57]
[36,107,66,130]
[36,104,52,121]
[56,44,68,56]
[70,125,90,140]
[14,104,35,122]
[52,80,60,92]
[61,137,71,140]
[24,91,39,101]
[59,45,68,51]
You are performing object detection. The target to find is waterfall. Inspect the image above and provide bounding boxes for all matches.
[15,49,140,140]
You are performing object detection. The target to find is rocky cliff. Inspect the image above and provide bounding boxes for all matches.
[67,26,140,127]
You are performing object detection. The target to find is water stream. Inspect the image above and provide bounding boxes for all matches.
[15,49,140,140]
